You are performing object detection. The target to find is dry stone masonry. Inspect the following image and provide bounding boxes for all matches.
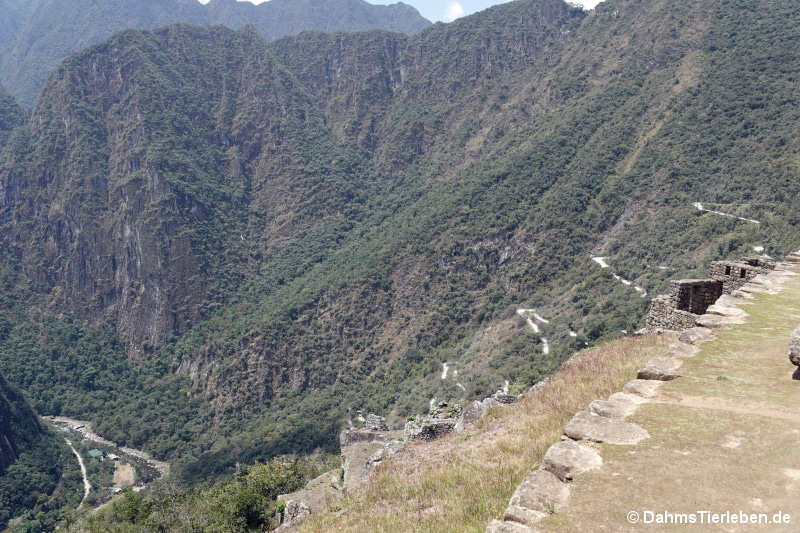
[487,253,798,533]
[646,279,722,330]
[647,255,777,332]
[710,256,776,293]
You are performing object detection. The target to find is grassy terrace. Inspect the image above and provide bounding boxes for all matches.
[539,269,800,532]
[302,334,672,532]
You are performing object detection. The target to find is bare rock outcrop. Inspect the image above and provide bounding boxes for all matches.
[510,469,570,514]
[789,327,800,367]
[542,439,602,482]
[563,411,649,445]
[696,313,744,328]
[275,500,310,532]
[678,327,713,345]
[455,400,487,432]
[339,429,388,448]
[404,401,461,441]
[637,355,682,381]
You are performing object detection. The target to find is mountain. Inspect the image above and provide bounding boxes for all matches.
[0,0,431,106]
[0,372,77,530]
[0,86,24,149]
[1,0,800,491]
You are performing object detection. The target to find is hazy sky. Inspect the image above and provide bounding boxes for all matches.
[223,1,605,23]
[371,1,604,22]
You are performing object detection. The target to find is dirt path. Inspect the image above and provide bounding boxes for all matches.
[539,264,800,532]
[50,417,170,477]
[693,201,760,224]
[591,256,647,297]
[517,308,551,354]
[65,438,90,508]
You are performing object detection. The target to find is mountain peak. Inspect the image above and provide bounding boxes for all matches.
[0,0,431,106]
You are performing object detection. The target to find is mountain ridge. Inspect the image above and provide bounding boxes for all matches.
[0,0,799,504]
[0,0,431,106]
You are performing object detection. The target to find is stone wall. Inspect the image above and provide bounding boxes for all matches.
[670,279,723,314]
[645,295,702,331]
[648,256,776,331]
[710,257,775,293]
[646,279,722,331]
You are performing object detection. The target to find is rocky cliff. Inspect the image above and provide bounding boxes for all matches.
[0,86,24,149]
[1,0,800,480]
[0,373,39,472]
[0,0,431,106]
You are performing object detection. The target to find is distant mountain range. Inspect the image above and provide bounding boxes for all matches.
[0,0,431,106]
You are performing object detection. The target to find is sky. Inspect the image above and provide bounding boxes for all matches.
[371,1,604,22]
[221,1,605,24]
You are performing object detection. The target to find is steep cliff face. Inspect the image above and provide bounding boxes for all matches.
[0,86,24,149]
[270,0,583,161]
[1,25,372,359]
[0,373,42,472]
[0,371,73,529]
[0,0,431,106]
[1,0,800,479]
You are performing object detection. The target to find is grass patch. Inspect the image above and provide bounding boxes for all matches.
[301,334,671,533]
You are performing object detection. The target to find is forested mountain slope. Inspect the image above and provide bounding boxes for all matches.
[0,371,78,530]
[1,0,799,488]
[0,86,24,149]
[0,0,430,106]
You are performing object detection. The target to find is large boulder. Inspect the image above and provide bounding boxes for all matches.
[275,500,310,532]
[637,355,682,381]
[504,505,548,527]
[678,327,713,345]
[455,400,486,432]
[588,398,638,419]
[665,341,698,358]
[509,469,570,514]
[542,439,602,482]
[563,411,650,445]
[790,327,800,367]
[608,391,649,405]
[622,379,663,398]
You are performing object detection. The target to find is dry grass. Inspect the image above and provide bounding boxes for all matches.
[301,334,672,533]
[540,273,800,532]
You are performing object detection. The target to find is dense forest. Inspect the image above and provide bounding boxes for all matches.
[0,371,81,531]
[0,0,430,106]
[0,0,799,528]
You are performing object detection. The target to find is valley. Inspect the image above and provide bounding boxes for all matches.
[0,0,799,530]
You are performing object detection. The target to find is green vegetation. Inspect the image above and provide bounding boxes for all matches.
[0,373,81,531]
[0,0,799,529]
[78,455,336,532]
[0,0,430,106]
[0,85,24,149]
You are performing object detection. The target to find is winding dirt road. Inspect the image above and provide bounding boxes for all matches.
[50,416,169,477]
[65,438,90,508]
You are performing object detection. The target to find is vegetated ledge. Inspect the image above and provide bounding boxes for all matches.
[297,334,671,533]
